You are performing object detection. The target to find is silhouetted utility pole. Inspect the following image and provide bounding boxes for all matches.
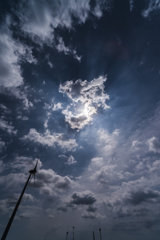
[93,231,95,240]
[1,161,38,240]
[73,227,75,240]
[66,231,68,240]
[99,228,102,240]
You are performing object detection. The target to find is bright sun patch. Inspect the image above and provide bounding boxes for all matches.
[60,76,109,130]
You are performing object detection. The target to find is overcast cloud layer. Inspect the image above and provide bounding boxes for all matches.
[1,0,160,240]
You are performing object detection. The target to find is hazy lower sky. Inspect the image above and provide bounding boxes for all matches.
[1,0,160,239]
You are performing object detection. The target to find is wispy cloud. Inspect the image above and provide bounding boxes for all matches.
[0,118,17,135]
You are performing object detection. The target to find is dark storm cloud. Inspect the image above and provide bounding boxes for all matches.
[126,190,160,205]
[70,191,96,205]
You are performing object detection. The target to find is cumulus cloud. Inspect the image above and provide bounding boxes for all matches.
[96,128,119,157]
[91,157,103,167]
[147,136,160,153]
[0,173,26,188]
[4,193,35,206]
[0,118,17,135]
[60,76,109,129]
[32,168,75,194]
[22,128,77,151]
[91,164,124,185]
[125,190,160,205]
[70,191,96,205]
[65,155,77,165]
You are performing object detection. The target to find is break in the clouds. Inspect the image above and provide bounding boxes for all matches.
[60,75,109,130]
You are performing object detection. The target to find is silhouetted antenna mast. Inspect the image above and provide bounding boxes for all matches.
[1,160,38,240]
[73,227,75,240]
[99,228,102,240]
[93,231,95,240]
[66,231,68,240]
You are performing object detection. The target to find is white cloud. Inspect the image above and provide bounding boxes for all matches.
[52,103,63,111]
[142,0,160,18]
[96,128,119,156]
[17,0,108,43]
[44,99,63,111]
[0,26,23,88]
[91,157,103,167]
[65,155,77,165]
[131,140,143,151]
[0,118,17,135]
[22,128,77,151]
[0,173,26,188]
[32,168,75,195]
[0,24,37,88]
[147,136,160,153]
[90,164,124,185]
[55,37,81,61]
[60,76,109,130]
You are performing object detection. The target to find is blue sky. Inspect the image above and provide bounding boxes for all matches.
[1,0,160,239]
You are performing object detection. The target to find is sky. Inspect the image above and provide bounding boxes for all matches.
[1,0,160,239]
